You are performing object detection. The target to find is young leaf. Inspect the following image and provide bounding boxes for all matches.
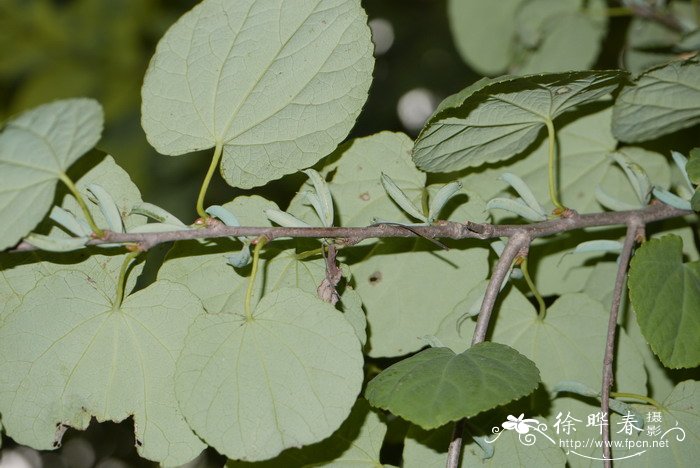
[141,0,374,189]
[302,169,334,227]
[175,288,364,461]
[49,206,90,237]
[132,202,186,226]
[499,172,546,215]
[613,59,700,142]
[227,245,252,269]
[628,235,700,368]
[652,187,692,210]
[0,98,103,249]
[0,271,206,465]
[412,71,624,173]
[86,184,124,233]
[671,151,694,194]
[128,222,191,233]
[381,173,427,222]
[572,239,623,255]
[610,152,652,205]
[265,209,312,228]
[365,343,540,429]
[22,233,88,252]
[427,180,463,223]
[486,197,547,222]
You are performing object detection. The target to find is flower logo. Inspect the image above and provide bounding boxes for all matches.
[502,414,540,434]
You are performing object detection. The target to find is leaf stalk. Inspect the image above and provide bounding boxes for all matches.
[244,236,267,321]
[197,142,224,219]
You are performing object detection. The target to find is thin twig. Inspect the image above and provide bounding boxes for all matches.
[446,231,531,468]
[472,231,531,345]
[446,419,466,468]
[626,2,686,33]
[7,204,690,253]
[600,219,644,465]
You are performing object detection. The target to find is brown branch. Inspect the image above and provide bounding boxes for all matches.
[446,419,467,468]
[472,232,531,345]
[6,204,691,253]
[600,219,644,465]
[446,231,531,468]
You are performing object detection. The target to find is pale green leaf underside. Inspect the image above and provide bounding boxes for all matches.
[141,0,374,189]
[365,342,540,429]
[0,271,206,465]
[175,287,364,461]
[0,98,103,249]
[514,0,607,76]
[491,293,647,393]
[227,399,387,467]
[412,71,624,173]
[613,59,700,143]
[628,235,700,368]
[438,290,647,393]
[624,381,700,467]
[1,155,145,321]
[403,418,565,468]
[446,0,524,76]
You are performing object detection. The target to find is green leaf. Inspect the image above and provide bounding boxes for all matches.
[226,399,388,467]
[141,0,374,189]
[365,343,540,429]
[446,0,524,76]
[628,235,700,368]
[687,148,700,184]
[0,98,103,249]
[514,0,607,75]
[613,59,700,143]
[175,287,364,461]
[0,271,206,465]
[412,71,624,173]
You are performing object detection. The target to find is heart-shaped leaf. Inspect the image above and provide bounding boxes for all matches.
[365,342,540,429]
[0,98,103,249]
[141,0,374,189]
[628,235,700,368]
[175,287,364,461]
[0,271,206,465]
[412,70,624,173]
